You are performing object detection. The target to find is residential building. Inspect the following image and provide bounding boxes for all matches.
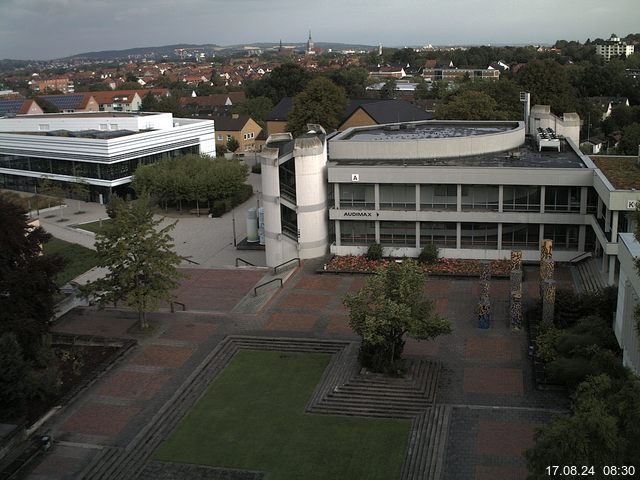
[181,92,246,117]
[91,90,143,112]
[29,77,75,93]
[338,99,433,131]
[258,107,639,289]
[369,66,407,80]
[588,96,630,120]
[422,67,500,82]
[595,34,635,62]
[38,93,99,113]
[0,99,44,116]
[265,97,294,136]
[212,114,262,152]
[0,112,215,203]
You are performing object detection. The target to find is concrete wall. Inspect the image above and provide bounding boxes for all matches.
[615,233,640,375]
[330,121,525,160]
[0,112,174,132]
[529,105,581,146]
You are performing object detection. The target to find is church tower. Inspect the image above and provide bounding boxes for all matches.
[307,30,314,54]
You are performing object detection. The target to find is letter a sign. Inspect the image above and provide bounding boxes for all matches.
[351,173,360,182]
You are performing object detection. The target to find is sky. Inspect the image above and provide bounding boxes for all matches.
[0,0,638,60]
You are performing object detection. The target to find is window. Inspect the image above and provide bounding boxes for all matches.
[109,124,118,130]
[502,224,539,249]
[461,223,499,249]
[545,186,580,212]
[421,184,457,210]
[380,221,416,246]
[503,186,540,212]
[461,185,499,211]
[38,124,50,131]
[217,134,223,141]
[226,135,232,141]
[339,184,374,209]
[340,221,376,245]
[99,124,108,130]
[379,184,415,210]
[420,222,457,247]
[544,224,579,250]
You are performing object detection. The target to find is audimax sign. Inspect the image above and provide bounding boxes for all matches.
[343,211,379,217]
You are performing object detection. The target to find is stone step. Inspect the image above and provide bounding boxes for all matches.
[310,405,419,419]
[335,385,430,399]
[326,393,430,409]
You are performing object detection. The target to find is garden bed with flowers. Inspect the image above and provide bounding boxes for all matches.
[320,256,511,277]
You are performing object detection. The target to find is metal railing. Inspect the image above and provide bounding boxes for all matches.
[254,278,283,296]
[569,251,592,263]
[184,258,200,265]
[274,257,300,275]
[235,257,256,267]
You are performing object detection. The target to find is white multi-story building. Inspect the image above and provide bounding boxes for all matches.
[614,233,640,375]
[259,107,640,287]
[595,34,635,62]
[0,112,215,203]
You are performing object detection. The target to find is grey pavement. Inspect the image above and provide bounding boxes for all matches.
[28,173,266,278]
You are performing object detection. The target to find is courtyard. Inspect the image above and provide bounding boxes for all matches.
[25,259,571,480]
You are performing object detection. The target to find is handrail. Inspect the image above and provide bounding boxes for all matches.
[273,257,300,275]
[569,251,592,263]
[254,278,282,296]
[235,257,256,267]
[170,301,186,313]
[184,258,200,265]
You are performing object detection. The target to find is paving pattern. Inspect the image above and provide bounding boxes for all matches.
[27,262,573,480]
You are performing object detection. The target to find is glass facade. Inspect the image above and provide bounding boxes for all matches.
[503,186,541,212]
[461,185,499,211]
[460,223,499,248]
[340,220,376,245]
[420,222,457,247]
[379,184,416,210]
[380,221,416,246]
[502,223,540,249]
[544,224,579,250]
[544,186,580,212]
[0,146,199,182]
[420,184,457,210]
[339,184,374,209]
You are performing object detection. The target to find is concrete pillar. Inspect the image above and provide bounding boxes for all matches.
[580,186,588,215]
[375,221,380,244]
[497,223,503,250]
[540,185,546,213]
[334,183,340,209]
[456,184,462,212]
[415,184,420,212]
[578,225,586,251]
[374,184,380,210]
[456,222,461,249]
[498,185,504,213]
[602,253,608,273]
[605,207,611,233]
[597,196,603,219]
[335,220,341,247]
[611,211,619,242]
[609,255,616,285]
[538,224,545,250]
[415,221,420,249]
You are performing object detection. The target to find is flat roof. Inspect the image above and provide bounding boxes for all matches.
[591,156,640,190]
[330,140,587,169]
[7,112,159,119]
[1,129,140,139]
[342,122,517,142]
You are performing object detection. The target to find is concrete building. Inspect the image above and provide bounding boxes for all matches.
[614,233,640,375]
[212,114,262,152]
[0,112,215,203]
[258,108,640,287]
[595,34,635,62]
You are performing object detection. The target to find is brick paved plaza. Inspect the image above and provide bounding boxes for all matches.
[27,262,570,480]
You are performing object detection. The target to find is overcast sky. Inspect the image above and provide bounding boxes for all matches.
[0,0,638,60]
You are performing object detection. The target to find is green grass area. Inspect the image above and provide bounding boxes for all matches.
[154,350,410,480]
[43,238,99,286]
[75,218,112,234]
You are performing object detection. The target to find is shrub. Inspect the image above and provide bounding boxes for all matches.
[231,184,253,207]
[251,163,262,174]
[365,243,383,261]
[418,244,439,264]
[216,143,228,157]
[210,200,227,217]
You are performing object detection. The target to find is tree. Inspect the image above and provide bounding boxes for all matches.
[286,77,347,135]
[226,136,240,153]
[140,91,159,111]
[0,333,31,419]
[379,78,397,99]
[245,63,311,104]
[343,260,452,373]
[234,96,273,125]
[86,199,185,329]
[0,196,63,359]
[618,123,640,155]
[329,66,370,98]
[436,90,507,120]
[515,59,577,114]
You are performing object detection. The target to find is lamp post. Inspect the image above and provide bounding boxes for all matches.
[232,207,237,247]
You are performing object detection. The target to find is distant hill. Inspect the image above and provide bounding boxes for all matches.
[58,41,378,61]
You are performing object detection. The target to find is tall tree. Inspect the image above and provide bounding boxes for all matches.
[436,90,508,120]
[618,123,640,155]
[85,199,185,329]
[515,59,577,114]
[0,196,63,359]
[286,77,347,135]
[245,63,311,104]
[343,260,452,373]
[234,96,273,126]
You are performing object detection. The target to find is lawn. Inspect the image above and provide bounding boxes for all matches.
[43,237,99,286]
[75,218,112,233]
[154,350,410,480]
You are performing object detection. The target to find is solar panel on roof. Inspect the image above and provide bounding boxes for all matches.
[41,95,84,109]
[0,99,25,114]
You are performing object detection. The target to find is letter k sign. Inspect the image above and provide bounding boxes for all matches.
[351,173,360,182]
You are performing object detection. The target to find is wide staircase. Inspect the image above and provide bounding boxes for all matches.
[572,257,607,293]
